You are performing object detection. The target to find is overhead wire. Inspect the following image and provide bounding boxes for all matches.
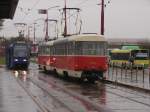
[20,0,42,22]
[75,0,90,7]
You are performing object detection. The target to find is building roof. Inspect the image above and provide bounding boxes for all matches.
[121,45,141,50]
[0,0,19,19]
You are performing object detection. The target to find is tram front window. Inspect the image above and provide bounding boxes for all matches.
[75,41,107,55]
[14,46,28,57]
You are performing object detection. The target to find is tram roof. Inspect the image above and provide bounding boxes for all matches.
[53,34,106,44]
[44,34,107,46]
[68,34,106,41]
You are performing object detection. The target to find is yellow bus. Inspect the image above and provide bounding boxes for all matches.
[110,49,149,68]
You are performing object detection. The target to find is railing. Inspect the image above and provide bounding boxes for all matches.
[106,62,150,89]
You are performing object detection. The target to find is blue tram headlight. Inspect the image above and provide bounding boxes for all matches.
[14,59,18,61]
[23,59,27,62]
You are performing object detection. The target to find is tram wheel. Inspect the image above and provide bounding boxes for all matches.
[38,65,42,69]
[63,71,69,79]
[53,69,59,77]
[87,78,95,83]
[44,66,48,73]
[80,72,86,82]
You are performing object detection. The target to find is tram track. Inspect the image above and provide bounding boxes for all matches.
[29,76,113,112]
[16,78,52,112]
[34,71,150,110]
[105,82,150,99]
[105,84,150,107]
[15,72,112,112]
[17,64,150,112]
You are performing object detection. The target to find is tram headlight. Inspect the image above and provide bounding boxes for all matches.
[14,59,18,61]
[23,59,27,61]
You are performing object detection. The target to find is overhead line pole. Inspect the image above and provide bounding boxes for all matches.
[64,0,67,37]
[45,11,49,41]
[101,0,104,35]
[63,0,81,37]
[33,23,36,43]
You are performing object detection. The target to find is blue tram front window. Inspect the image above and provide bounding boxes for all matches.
[14,45,28,57]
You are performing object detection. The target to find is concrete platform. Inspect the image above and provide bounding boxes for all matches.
[0,68,41,112]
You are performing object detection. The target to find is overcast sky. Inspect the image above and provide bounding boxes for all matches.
[1,0,150,40]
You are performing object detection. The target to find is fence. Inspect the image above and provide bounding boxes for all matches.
[106,62,150,89]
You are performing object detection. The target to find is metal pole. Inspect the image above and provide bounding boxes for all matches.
[125,63,127,79]
[108,62,110,78]
[142,64,145,83]
[101,0,104,35]
[131,63,133,82]
[136,66,138,82]
[28,26,30,41]
[149,67,150,85]
[28,26,32,41]
[33,23,36,43]
[64,0,67,36]
[116,63,118,81]
[45,11,48,41]
[112,62,114,80]
[148,49,150,84]
[121,63,123,80]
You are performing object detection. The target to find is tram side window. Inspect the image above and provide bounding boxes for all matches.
[45,46,50,55]
[42,46,49,55]
[54,44,63,55]
[75,42,82,55]
[40,46,43,55]
[84,42,96,55]
[67,42,74,55]
[103,42,107,55]
[50,46,53,55]
[54,45,58,55]
[42,46,45,55]
[38,46,41,55]
[61,44,66,55]
[52,46,55,55]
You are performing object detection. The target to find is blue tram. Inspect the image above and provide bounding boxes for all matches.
[6,41,30,69]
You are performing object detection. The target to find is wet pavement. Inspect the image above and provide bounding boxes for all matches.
[42,78,150,112]
[0,63,150,112]
[0,68,41,112]
[0,66,112,112]
[29,64,150,112]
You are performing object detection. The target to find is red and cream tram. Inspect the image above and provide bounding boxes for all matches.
[38,34,108,82]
